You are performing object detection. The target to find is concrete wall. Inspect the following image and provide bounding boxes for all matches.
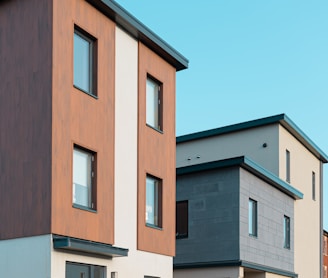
[278,125,322,278]
[177,125,280,175]
[0,235,51,277]
[175,167,240,265]
[174,266,244,278]
[239,169,294,272]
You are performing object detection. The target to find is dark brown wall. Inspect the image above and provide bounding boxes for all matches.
[0,0,53,239]
[137,43,176,256]
[51,0,115,244]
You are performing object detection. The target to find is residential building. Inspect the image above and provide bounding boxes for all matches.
[0,0,188,277]
[175,114,327,278]
[324,230,328,278]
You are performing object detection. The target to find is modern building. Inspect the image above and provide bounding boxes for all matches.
[175,114,327,278]
[0,0,188,277]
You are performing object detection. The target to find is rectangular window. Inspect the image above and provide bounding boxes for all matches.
[146,175,162,228]
[284,215,291,249]
[176,201,188,239]
[146,76,162,131]
[312,171,316,201]
[249,199,257,237]
[286,150,290,183]
[324,236,327,255]
[74,26,97,96]
[73,146,96,210]
[66,262,105,278]
[324,266,327,278]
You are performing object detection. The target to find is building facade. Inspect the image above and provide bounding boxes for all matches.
[0,0,188,277]
[324,230,328,278]
[175,114,327,278]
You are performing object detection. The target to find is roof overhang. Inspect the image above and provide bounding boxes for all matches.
[86,0,188,71]
[53,235,129,258]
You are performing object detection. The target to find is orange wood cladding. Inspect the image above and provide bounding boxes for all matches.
[51,0,115,244]
[0,0,53,239]
[137,43,176,256]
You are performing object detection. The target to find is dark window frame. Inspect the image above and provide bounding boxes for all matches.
[73,25,98,98]
[146,75,163,132]
[249,198,258,237]
[312,171,316,201]
[176,200,188,239]
[66,262,105,278]
[284,215,291,249]
[286,149,290,183]
[145,174,163,229]
[72,145,97,212]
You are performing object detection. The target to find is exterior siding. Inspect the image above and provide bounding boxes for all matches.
[239,168,294,272]
[51,0,115,244]
[137,43,176,256]
[175,168,240,265]
[0,0,52,239]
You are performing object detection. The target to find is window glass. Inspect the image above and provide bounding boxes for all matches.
[286,150,290,182]
[66,262,105,278]
[284,215,291,249]
[176,201,188,238]
[249,199,257,237]
[312,171,316,201]
[146,77,162,130]
[146,175,162,227]
[73,147,94,209]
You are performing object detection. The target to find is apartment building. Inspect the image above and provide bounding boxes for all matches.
[175,114,327,278]
[0,0,188,277]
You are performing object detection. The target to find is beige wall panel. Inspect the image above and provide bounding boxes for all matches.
[174,266,244,278]
[52,0,115,244]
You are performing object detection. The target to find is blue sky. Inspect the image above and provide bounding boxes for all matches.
[115,0,328,229]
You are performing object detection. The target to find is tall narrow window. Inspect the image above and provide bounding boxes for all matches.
[146,76,162,131]
[249,199,257,237]
[284,215,291,249]
[73,146,96,210]
[74,27,97,96]
[66,262,105,278]
[312,171,316,201]
[286,150,290,183]
[176,201,188,238]
[146,175,162,228]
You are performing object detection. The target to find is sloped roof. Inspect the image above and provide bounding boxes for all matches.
[177,114,328,163]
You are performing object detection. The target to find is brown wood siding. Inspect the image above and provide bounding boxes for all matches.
[0,0,53,239]
[137,43,176,256]
[51,0,115,244]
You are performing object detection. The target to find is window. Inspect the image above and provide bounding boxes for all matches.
[324,236,327,255]
[312,171,316,201]
[66,262,105,278]
[146,76,162,131]
[73,146,96,210]
[74,26,97,96]
[176,201,188,238]
[324,266,327,278]
[146,175,162,228]
[284,215,291,249]
[286,150,290,183]
[248,199,257,237]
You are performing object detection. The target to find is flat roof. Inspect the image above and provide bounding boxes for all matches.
[176,156,304,200]
[177,114,328,163]
[86,0,188,71]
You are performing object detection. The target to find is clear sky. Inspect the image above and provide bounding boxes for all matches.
[115,0,328,229]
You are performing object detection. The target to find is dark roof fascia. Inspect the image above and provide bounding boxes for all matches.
[176,114,328,163]
[176,156,303,200]
[53,235,128,258]
[174,260,298,277]
[85,0,188,71]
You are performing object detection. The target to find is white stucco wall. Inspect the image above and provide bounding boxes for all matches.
[0,235,51,278]
[278,125,321,278]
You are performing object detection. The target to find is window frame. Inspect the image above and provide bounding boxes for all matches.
[248,198,258,237]
[176,200,188,239]
[72,145,97,212]
[284,215,291,249]
[286,149,290,183]
[145,174,163,229]
[66,262,105,278]
[146,75,163,132]
[73,25,98,98]
[312,171,316,201]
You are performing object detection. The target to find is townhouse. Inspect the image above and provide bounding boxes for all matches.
[0,0,188,277]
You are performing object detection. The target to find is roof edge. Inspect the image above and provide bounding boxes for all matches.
[86,0,188,71]
[176,156,303,200]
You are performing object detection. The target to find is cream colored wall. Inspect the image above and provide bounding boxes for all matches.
[278,125,321,278]
[0,235,51,277]
[174,266,244,278]
[177,125,280,175]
